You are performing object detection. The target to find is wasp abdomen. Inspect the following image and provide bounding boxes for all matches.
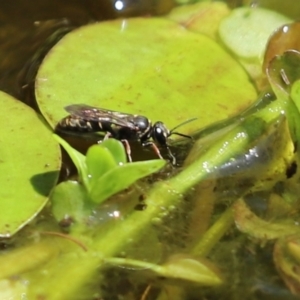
[58,116,104,132]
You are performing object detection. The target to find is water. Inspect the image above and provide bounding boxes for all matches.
[0,0,174,102]
[1,1,296,299]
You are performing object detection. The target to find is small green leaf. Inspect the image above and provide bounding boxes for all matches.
[161,254,223,285]
[51,181,91,224]
[53,134,89,189]
[100,139,127,165]
[86,145,117,187]
[105,254,223,286]
[90,159,165,203]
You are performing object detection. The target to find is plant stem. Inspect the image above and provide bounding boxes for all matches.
[191,206,234,257]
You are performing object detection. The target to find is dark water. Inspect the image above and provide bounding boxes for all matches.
[0,0,182,184]
[0,0,174,103]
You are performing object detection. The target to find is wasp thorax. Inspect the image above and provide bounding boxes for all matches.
[133,116,151,131]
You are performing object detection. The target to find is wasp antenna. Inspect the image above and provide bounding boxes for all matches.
[171,132,192,139]
[170,117,197,133]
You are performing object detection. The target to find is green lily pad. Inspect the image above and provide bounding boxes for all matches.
[0,92,60,237]
[35,17,256,138]
[167,1,230,39]
[219,7,291,61]
[250,0,300,20]
[219,7,291,81]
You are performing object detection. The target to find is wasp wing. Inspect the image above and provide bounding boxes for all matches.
[64,104,137,129]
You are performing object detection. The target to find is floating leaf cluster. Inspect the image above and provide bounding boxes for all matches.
[1,2,300,300]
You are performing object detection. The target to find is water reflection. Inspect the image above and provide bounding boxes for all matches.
[115,0,125,11]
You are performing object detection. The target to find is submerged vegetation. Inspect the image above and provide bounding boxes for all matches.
[1,0,300,299]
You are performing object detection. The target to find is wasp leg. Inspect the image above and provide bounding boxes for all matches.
[165,145,176,166]
[142,141,177,165]
[97,133,132,162]
[97,132,112,144]
[103,132,112,140]
[142,141,163,160]
[121,139,132,162]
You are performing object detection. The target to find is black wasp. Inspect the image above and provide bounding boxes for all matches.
[56,104,196,165]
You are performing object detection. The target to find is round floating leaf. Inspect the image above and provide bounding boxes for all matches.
[167,1,230,39]
[219,7,290,61]
[36,17,256,137]
[0,92,60,237]
[252,0,300,20]
[219,7,291,81]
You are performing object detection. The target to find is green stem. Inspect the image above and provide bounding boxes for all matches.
[191,206,234,257]
[0,238,59,280]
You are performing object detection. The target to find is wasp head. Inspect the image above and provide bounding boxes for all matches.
[151,122,170,146]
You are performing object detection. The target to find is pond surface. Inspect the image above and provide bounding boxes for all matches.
[0,0,174,102]
[1,1,300,300]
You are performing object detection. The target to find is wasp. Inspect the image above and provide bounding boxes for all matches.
[56,104,196,165]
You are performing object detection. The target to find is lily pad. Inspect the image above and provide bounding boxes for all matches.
[219,7,291,61]
[0,92,60,237]
[219,7,291,82]
[247,0,300,20]
[35,17,256,138]
[167,1,230,39]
